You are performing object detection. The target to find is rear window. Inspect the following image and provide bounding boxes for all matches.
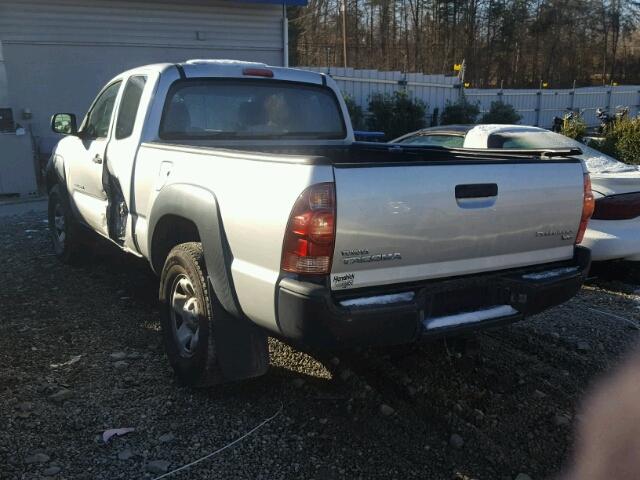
[160,79,346,140]
[398,134,464,148]
[487,130,576,149]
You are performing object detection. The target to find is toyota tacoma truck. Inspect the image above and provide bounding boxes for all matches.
[46,60,594,386]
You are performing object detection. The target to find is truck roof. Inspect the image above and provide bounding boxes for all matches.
[114,59,326,86]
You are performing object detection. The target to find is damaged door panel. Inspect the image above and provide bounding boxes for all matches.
[103,169,128,244]
[103,75,149,250]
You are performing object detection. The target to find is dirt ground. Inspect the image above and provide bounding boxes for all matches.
[1,210,639,480]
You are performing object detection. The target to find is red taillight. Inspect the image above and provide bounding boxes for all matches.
[242,68,274,78]
[592,192,640,220]
[576,173,595,244]
[282,183,336,274]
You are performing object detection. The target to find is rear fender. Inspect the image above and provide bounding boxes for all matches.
[149,184,269,380]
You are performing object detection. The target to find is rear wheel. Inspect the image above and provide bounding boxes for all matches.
[48,184,84,264]
[160,242,223,386]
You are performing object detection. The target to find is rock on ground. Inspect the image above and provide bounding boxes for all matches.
[146,460,171,474]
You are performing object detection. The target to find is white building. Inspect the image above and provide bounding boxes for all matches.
[0,0,302,196]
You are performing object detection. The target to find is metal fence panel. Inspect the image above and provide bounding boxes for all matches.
[301,67,640,129]
[466,86,640,128]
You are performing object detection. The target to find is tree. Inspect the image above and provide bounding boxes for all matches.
[343,94,365,129]
[440,97,480,124]
[480,101,522,124]
[595,116,640,164]
[366,91,427,139]
[288,0,640,87]
[561,116,587,140]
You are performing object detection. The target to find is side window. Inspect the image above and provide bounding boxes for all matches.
[115,76,147,139]
[487,134,531,149]
[401,134,464,148]
[83,81,122,139]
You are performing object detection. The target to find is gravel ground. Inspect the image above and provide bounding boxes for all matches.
[1,210,639,480]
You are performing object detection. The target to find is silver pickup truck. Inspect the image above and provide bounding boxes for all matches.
[46,60,593,386]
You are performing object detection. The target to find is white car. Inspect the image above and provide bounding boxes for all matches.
[393,124,640,262]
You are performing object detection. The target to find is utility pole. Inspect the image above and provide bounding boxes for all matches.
[459,58,466,85]
[282,3,288,67]
[341,0,348,68]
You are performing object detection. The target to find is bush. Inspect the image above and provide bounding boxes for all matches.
[480,101,522,124]
[343,95,365,130]
[366,91,427,140]
[440,97,480,125]
[561,116,587,140]
[596,117,640,165]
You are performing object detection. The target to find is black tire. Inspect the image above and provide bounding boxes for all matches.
[159,242,223,386]
[48,184,85,264]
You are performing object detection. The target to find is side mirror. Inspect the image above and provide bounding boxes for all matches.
[51,113,78,135]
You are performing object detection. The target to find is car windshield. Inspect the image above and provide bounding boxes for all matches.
[160,79,346,140]
[398,134,465,148]
[487,129,638,174]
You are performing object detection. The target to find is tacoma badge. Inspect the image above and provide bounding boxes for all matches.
[343,252,402,265]
[536,229,574,241]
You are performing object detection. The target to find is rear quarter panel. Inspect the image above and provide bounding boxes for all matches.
[134,144,333,330]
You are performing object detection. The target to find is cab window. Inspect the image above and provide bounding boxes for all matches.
[83,81,122,139]
[115,76,147,140]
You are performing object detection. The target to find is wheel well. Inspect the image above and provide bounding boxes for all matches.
[151,215,201,273]
[46,167,60,193]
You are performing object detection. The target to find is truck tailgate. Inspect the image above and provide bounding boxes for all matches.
[330,161,584,290]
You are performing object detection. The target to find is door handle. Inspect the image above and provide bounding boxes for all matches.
[92,154,103,164]
[455,183,498,199]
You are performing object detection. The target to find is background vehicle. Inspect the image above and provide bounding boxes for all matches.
[47,62,592,386]
[393,124,640,262]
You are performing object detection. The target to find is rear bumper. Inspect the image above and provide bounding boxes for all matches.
[275,247,590,348]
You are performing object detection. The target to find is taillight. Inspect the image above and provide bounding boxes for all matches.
[576,173,595,244]
[282,183,336,274]
[242,68,274,78]
[592,192,640,220]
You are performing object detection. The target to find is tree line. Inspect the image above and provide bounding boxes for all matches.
[288,0,640,88]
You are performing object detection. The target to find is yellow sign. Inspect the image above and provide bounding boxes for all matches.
[612,82,619,86]
[464,82,471,88]
[453,64,462,72]
[542,82,548,88]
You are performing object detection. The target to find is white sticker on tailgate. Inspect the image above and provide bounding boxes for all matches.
[332,273,355,289]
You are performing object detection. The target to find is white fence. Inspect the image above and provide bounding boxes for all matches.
[302,66,460,125]
[466,86,640,128]
[302,66,640,129]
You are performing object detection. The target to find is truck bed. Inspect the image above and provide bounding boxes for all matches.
[144,140,584,166]
[143,140,585,292]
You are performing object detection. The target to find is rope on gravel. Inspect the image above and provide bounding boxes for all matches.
[582,305,640,330]
[151,403,284,479]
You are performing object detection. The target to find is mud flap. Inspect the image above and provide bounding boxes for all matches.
[208,280,270,381]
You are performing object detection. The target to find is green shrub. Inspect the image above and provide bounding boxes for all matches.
[480,101,522,124]
[561,116,587,140]
[598,117,640,165]
[612,118,640,165]
[440,97,480,125]
[343,95,365,130]
[366,91,427,140]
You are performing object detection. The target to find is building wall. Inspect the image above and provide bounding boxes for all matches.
[0,41,8,105]
[0,0,285,152]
